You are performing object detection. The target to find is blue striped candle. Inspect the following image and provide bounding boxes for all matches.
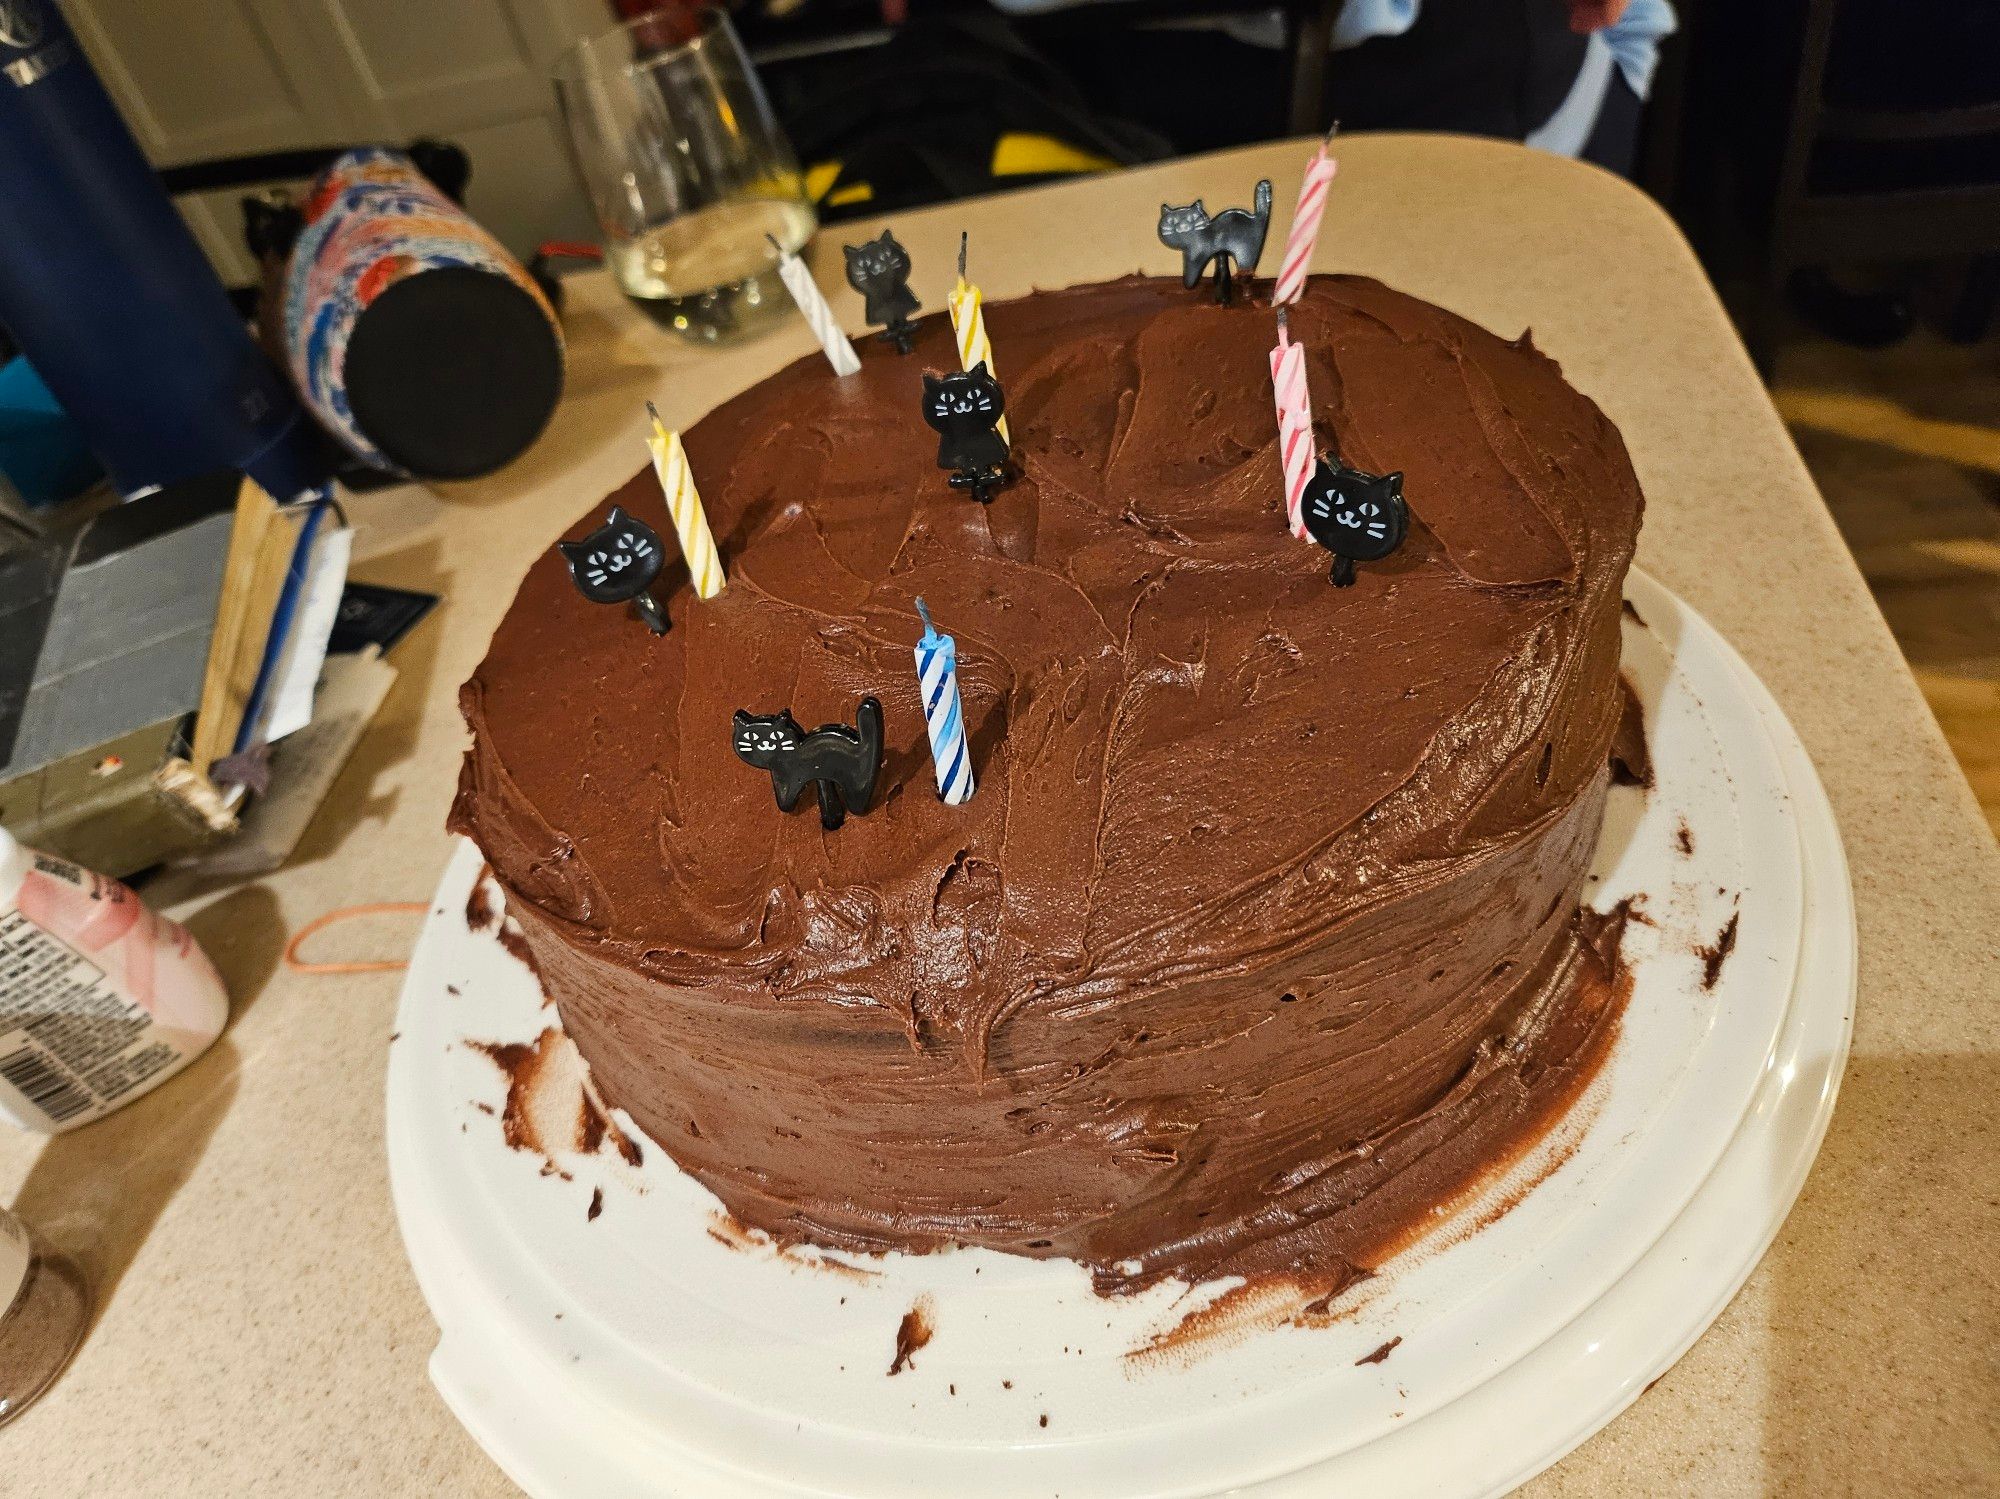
[914,598,974,805]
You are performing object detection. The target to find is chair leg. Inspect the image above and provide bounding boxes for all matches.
[1753,0,1840,383]
[1286,0,1342,136]
[1750,258,1791,382]
[1948,255,1999,346]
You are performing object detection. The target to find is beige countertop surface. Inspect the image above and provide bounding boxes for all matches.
[4,135,1995,1495]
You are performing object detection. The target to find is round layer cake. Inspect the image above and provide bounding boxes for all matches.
[451,273,1644,1296]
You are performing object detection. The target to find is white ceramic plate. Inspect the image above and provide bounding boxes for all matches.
[386,568,1854,1498]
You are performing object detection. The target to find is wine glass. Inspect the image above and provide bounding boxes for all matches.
[0,1205,88,1427]
[553,8,816,343]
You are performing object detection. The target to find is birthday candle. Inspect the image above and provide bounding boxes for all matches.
[1269,312,1313,539]
[1273,130,1340,308]
[947,233,1010,450]
[1269,310,1308,432]
[647,402,725,599]
[767,234,861,376]
[914,597,974,805]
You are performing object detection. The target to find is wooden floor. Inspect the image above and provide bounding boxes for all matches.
[1771,328,2000,835]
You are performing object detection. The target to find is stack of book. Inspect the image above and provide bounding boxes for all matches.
[0,473,365,876]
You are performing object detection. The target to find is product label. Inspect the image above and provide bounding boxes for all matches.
[0,906,178,1130]
[0,848,220,1133]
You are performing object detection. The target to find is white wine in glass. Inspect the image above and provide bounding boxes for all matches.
[604,197,816,341]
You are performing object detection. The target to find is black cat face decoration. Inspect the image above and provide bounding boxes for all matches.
[1157,179,1272,304]
[843,229,920,353]
[558,505,669,632]
[1302,461,1409,587]
[733,714,800,762]
[732,698,884,831]
[921,363,1011,502]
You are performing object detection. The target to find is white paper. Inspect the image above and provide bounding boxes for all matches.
[263,523,353,743]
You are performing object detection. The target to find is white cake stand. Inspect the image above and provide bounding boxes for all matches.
[386,569,1854,1498]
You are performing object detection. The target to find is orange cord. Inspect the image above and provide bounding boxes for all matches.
[283,901,429,974]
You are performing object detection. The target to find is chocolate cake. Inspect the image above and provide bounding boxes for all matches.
[451,273,1644,1297]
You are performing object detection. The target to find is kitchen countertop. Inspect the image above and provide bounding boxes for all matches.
[4,135,1995,1496]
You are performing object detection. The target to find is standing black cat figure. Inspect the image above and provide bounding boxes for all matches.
[922,363,1011,502]
[732,697,885,831]
[843,230,920,353]
[1302,459,1409,587]
[1157,179,1273,305]
[557,505,669,633]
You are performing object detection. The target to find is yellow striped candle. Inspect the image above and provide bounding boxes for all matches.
[947,232,1010,450]
[646,402,724,600]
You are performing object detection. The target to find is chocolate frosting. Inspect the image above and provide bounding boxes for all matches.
[451,274,1644,1293]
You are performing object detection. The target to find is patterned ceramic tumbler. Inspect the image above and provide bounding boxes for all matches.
[282,149,563,479]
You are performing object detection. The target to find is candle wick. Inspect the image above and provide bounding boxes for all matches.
[957,231,968,281]
[915,596,935,635]
[1276,307,1290,339]
[765,232,785,257]
[646,399,665,427]
[1324,119,1342,145]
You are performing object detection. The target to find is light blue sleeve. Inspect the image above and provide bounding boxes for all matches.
[1332,0,1421,50]
[1601,0,1678,98]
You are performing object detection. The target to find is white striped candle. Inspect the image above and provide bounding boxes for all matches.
[1269,312,1313,539]
[767,233,861,376]
[1273,130,1340,307]
[647,402,725,599]
[948,232,1011,449]
[914,597,973,805]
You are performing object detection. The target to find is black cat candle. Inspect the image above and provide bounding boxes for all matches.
[843,230,920,353]
[1302,460,1409,586]
[557,505,670,633]
[921,363,1010,502]
[1157,180,1273,304]
[732,697,885,831]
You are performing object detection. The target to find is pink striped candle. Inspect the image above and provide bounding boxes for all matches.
[1269,311,1313,538]
[1273,131,1340,307]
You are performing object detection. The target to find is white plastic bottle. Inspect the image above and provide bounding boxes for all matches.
[0,826,228,1133]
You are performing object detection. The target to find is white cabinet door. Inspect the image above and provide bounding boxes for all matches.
[67,0,598,282]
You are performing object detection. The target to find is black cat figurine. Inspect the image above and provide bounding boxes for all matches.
[1301,459,1409,587]
[1157,180,1273,304]
[921,363,1010,502]
[732,697,884,831]
[843,230,920,353]
[557,505,669,633]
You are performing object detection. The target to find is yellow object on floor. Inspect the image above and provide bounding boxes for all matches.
[802,134,1112,216]
[990,133,1118,179]
[804,161,873,208]
[1774,328,2000,835]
